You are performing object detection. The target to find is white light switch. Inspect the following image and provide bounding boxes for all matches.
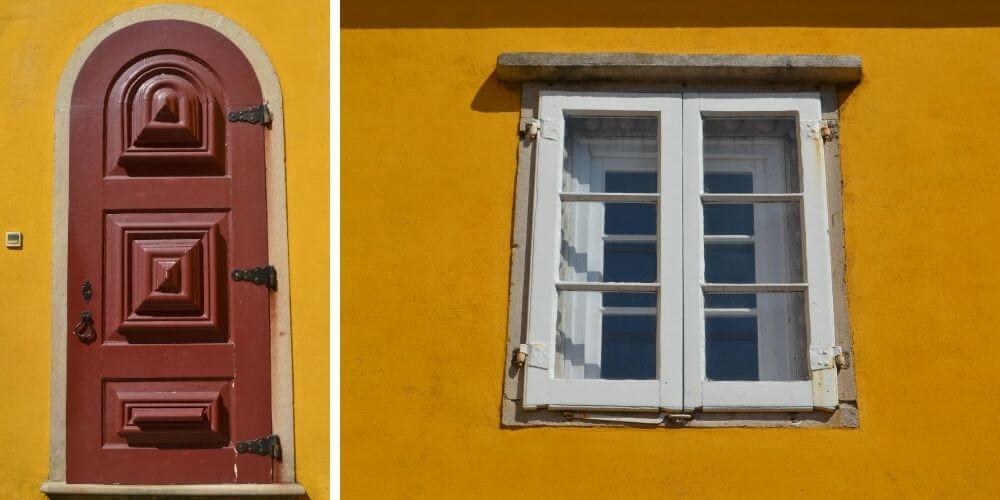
[5,232,22,249]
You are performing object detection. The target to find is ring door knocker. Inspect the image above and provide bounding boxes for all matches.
[73,279,97,343]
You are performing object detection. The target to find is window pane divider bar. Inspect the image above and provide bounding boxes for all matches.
[560,192,659,202]
[556,282,659,292]
[701,283,807,292]
[701,193,803,203]
[704,307,757,316]
[602,307,658,315]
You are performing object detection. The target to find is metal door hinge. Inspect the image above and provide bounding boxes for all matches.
[228,104,272,127]
[235,434,282,460]
[809,346,845,371]
[231,265,277,290]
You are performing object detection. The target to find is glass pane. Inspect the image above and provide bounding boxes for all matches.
[703,202,803,283]
[605,243,656,282]
[703,117,800,194]
[563,117,658,193]
[556,291,657,380]
[704,292,808,381]
[560,202,657,283]
[606,171,657,193]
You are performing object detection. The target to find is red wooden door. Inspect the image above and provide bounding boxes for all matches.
[67,20,273,484]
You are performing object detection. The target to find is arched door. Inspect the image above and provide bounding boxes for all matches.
[67,20,273,484]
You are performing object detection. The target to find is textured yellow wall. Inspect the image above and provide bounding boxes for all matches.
[0,1,329,498]
[343,2,1000,498]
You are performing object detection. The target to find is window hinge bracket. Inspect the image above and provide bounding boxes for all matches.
[519,118,560,141]
[820,120,837,142]
[518,342,548,369]
[809,345,845,371]
[519,118,541,140]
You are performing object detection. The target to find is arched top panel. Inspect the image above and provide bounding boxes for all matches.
[72,20,262,177]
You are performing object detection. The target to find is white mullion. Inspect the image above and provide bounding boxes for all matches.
[658,94,684,411]
[681,93,704,411]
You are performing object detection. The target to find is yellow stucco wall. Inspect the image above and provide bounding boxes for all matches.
[343,2,1000,498]
[0,1,328,498]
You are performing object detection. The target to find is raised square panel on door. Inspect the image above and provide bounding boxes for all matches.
[104,212,229,343]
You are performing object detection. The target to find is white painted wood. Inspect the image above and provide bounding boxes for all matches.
[603,307,658,316]
[701,193,803,203]
[701,381,813,411]
[684,92,838,411]
[559,192,660,202]
[681,94,705,411]
[534,379,661,410]
[701,283,808,293]
[524,90,837,413]
[524,91,682,410]
[795,108,841,410]
[658,95,685,411]
[555,282,660,292]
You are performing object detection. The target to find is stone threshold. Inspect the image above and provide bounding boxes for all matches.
[41,481,306,498]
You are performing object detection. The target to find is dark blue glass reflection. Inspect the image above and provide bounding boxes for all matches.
[604,242,656,282]
[605,203,656,235]
[706,316,758,381]
[606,172,657,193]
[704,243,755,283]
[704,293,757,308]
[601,315,656,380]
[705,172,753,194]
[603,292,657,308]
[704,205,754,235]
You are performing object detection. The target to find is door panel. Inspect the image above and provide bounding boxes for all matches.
[67,20,272,484]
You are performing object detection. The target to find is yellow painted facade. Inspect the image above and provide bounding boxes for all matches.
[342,2,1000,498]
[0,1,328,498]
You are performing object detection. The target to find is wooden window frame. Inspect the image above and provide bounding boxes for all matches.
[520,90,841,416]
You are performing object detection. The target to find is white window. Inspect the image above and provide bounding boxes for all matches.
[522,91,840,413]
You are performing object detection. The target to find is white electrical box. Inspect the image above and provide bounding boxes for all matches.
[5,232,22,249]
